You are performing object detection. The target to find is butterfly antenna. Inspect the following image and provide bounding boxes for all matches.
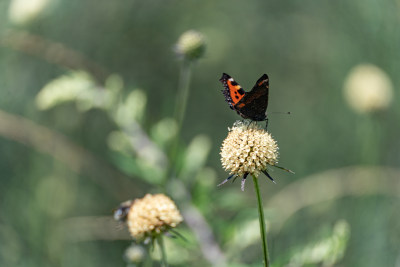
[270,111,291,115]
[264,111,291,129]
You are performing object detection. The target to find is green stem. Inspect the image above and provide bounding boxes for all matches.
[157,235,168,267]
[174,59,192,134]
[143,243,153,267]
[252,174,270,267]
[358,115,376,165]
[164,59,192,184]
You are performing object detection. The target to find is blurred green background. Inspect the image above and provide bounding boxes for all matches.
[1,0,399,266]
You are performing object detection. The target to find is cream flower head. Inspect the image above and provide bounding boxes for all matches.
[125,194,183,241]
[343,64,393,114]
[8,0,51,25]
[219,121,290,190]
[175,30,206,60]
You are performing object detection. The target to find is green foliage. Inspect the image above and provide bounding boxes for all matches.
[1,1,400,266]
[285,220,350,267]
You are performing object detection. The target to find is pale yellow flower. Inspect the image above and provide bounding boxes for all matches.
[343,64,393,114]
[8,0,51,25]
[126,194,183,240]
[175,30,206,60]
[219,121,288,190]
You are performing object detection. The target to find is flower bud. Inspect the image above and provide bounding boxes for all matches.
[343,64,393,114]
[175,30,206,60]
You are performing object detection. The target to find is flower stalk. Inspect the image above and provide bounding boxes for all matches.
[166,30,205,182]
[168,59,192,176]
[174,59,192,135]
[143,245,153,267]
[173,29,205,136]
[163,60,192,188]
[157,235,168,267]
[252,174,270,267]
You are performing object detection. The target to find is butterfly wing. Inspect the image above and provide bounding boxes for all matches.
[234,74,269,121]
[219,73,246,110]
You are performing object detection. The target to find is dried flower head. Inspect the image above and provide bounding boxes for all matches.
[175,30,206,60]
[343,64,393,114]
[221,121,278,177]
[219,121,287,190]
[126,194,183,241]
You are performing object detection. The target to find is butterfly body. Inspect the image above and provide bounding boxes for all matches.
[220,73,269,121]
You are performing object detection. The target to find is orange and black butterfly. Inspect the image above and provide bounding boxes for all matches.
[220,73,269,121]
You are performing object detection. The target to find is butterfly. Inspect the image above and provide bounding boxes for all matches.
[220,73,269,121]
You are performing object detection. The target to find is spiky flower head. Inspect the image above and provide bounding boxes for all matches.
[220,121,279,178]
[343,64,393,114]
[126,194,183,241]
[175,30,206,60]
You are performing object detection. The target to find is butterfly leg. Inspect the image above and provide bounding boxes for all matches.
[245,120,254,129]
[251,120,259,127]
[265,118,269,129]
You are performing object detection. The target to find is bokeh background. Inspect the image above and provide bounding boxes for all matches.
[1,0,399,266]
